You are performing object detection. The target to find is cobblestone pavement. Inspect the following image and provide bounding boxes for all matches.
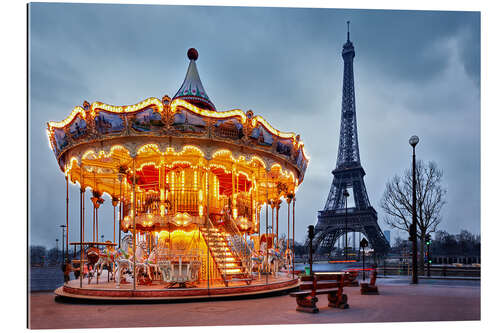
[29,281,480,329]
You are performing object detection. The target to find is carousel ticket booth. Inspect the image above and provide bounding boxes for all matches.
[47,48,309,300]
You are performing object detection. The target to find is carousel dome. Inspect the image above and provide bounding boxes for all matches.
[172,48,216,111]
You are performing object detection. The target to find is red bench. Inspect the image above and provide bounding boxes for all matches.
[290,272,349,313]
[360,269,379,295]
[343,269,360,286]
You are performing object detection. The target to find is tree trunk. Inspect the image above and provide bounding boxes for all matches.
[419,234,425,274]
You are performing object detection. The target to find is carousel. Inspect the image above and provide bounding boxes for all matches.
[48,48,309,300]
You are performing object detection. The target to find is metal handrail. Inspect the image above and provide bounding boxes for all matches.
[223,217,252,276]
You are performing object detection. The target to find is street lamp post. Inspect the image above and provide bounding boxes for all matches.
[425,234,431,277]
[59,225,66,262]
[360,238,368,281]
[307,225,315,276]
[343,188,349,261]
[55,238,59,263]
[409,135,419,284]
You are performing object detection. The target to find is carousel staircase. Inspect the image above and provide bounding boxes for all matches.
[200,224,251,286]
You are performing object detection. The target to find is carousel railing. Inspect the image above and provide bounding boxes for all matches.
[222,217,253,277]
[133,187,225,217]
[157,249,202,286]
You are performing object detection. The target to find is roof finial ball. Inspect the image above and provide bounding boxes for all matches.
[187,48,199,61]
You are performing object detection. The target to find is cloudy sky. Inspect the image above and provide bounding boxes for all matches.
[28,3,480,249]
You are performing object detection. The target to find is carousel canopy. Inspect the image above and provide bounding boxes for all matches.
[46,49,310,204]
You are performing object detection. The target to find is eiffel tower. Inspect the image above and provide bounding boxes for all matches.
[314,23,390,255]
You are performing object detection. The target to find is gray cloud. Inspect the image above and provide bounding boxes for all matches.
[29,3,480,247]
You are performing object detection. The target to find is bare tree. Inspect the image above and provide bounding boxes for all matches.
[380,160,446,271]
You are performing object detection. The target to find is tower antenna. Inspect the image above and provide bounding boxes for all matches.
[347,21,350,41]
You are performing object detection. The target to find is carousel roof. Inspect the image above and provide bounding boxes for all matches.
[46,48,310,200]
[172,48,216,111]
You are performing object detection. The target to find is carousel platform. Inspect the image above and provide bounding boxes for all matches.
[54,273,299,301]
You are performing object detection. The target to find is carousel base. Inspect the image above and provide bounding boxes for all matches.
[54,273,299,301]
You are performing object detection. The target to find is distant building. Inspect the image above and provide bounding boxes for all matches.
[383,230,391,245]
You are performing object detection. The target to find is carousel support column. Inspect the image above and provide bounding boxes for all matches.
[271,201,275,246]
[92,200,95,243]
[276,199,281,250]
[65,176,69,262]
[265,175,269,284]
[231,164,236,220]
[118,174,123,248]
[287,195,291,275]
[292,195,296,279]
[111,195,118,278]
[79,185,84,288]
[112,198,116,244]
[251,174,256,235]
[206,167,211,292]
[112,178,116,245]
[96,196,99,246]
[132,157,137,291]
[159,161,166,218]
[287,197,290,251]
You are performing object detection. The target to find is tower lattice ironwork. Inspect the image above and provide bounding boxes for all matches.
[314,23,390,255]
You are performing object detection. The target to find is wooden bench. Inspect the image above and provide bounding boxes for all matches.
[290,272,349,313]
[360,269,379,295]
[343,269,360,287]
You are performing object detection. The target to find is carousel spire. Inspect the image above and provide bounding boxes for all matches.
[172,48,216,111]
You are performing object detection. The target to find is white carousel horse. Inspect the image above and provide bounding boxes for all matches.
[90,245,117,284]
[261,239,287,276]
[134,240,152,281]
[250,250,264,277]
[114,235,133,288]
[275,238,289,273]
[146,246,160,280]
[268,248,281,275]
[259,242,277,275]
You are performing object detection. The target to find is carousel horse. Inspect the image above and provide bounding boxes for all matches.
[90,242,117,284]
[146,246,161,280]
[269,247,281,275]
[134,240,153,284]
[276,238,289,272]
[264,239,287,276]
[114,235,134,287]
[86,246,100,284]
[259,242,276,275]
[250,249,264,277]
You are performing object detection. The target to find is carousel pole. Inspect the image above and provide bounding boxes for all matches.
[276,199,281,248]
[287,195,291,276]
[118,174,123,248]
[257,205,261,240]
[92,173,96,243]
[265,174,269,284]
[79,167,84,288]
[113,199,116,245]
[257,168,261,241]
[206,167,210,292]
[132,158,137,291]
[96,204,98,243]
[92,204,95,243]
[287,196,291,252]
[66,175,69,261]
[80,186,84,288]
[271,201,274,245]
[292,194,296,279]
